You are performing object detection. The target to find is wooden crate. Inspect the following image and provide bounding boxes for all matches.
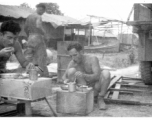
[0,78,52,100]
[56,88,94,115]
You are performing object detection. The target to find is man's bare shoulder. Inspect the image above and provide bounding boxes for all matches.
[68,60,76,68]
[27,13,40,19]
[13,40,22,53]
[85,54,99,63]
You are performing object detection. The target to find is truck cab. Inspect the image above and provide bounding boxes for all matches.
[127,4,152,85]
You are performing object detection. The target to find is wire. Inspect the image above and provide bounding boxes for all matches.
[108,3,123,21]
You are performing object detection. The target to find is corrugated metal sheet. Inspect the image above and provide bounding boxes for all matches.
[0,5,33,18]
[93,30,116,37]
[0,4,80,28]
[75,30,116,37]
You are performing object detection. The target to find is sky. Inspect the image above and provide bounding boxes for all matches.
[0,0,151,21]
[0,0,151,34]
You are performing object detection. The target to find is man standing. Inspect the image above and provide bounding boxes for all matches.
[0,21,33,73]
[62,43,111,110]
[24,3,49,77]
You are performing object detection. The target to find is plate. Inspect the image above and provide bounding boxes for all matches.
[0,73,21,79]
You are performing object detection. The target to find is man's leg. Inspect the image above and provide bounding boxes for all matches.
[94,70,111,110]
[66,68,87,85]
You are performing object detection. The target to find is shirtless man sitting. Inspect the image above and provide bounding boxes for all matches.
[62,43,111,110]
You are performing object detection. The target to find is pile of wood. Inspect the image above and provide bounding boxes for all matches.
[104,76,152,106]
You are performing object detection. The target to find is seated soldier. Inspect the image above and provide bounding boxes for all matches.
[62,43,111,110]
[0,20,38,73]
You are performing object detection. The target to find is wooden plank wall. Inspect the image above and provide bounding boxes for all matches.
[134,4,152,21]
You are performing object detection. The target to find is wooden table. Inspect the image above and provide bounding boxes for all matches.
[0,77,56,116]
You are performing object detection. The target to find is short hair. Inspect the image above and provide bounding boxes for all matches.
[36,3,46,10]
[0,20,21,35]
[67,43,83,52]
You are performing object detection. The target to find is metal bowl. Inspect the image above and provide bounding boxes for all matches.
[0,73,21,79]
[60,84,68,90]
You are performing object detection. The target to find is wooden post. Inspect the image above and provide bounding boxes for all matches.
[85,29,87,44]
[88,16,92,46]
[71,28,73,41]
[90,26,92,46]
[78,29,80,40]
[120,23,123,42]
[25,101,32,116]
[63,25,66,41]
[127,6,134,22]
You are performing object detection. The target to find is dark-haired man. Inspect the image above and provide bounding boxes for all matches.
[24,3,49,77]
[0,21,32,73]
[62,43,111,110]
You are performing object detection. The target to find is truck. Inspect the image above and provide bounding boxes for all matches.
[128,4,152,85]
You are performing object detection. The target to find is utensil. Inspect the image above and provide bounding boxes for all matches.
[37,66,43,72]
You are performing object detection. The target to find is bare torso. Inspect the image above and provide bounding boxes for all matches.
[25,13,44,35]
[70,55,99,74]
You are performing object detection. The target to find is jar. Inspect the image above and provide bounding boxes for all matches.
[68,82,76,92]
[29,69,38,81]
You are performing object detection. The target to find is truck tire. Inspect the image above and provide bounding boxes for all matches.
[140,61,152,85]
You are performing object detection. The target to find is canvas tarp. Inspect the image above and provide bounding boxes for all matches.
[0,4,80,28]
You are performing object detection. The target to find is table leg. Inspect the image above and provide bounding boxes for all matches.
[25,101,32,116]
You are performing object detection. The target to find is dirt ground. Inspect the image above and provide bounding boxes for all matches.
[30,64,152,117]
[30,90,152,117]
[2,51,152,117]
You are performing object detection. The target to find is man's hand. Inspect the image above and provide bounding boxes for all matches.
[26,63,35,73]
[75,71,84,80]
[26,63,43,74]
[63,79,69,84]
[0,47,14,56]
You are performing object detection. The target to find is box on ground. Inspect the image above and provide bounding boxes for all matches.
[56,88,94,115]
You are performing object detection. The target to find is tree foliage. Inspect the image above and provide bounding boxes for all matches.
[20,2,63,15]
[20,3,31,9]
[42,3,64,15]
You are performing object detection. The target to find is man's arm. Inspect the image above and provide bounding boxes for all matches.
[62,60,74,82]
[36,46,49,77]
[83,57,101,82]
[14,40,29,68]
[36,17,45,35]
[24,18,29,37]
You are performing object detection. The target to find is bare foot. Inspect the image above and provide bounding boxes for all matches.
[98,97,107,110]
